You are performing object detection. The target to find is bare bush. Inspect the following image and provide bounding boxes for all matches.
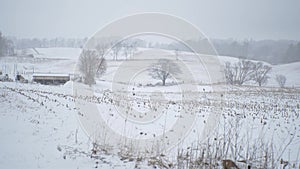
[276,74,286,88]
[148,59,181,86]
[78,50,106,85]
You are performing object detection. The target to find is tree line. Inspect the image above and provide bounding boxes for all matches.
[0,32,14,57]
[150,39,300,65]
[2,31,300,65]
[11,37,87,49]
[213,39,300,65]
[0,31,89,57]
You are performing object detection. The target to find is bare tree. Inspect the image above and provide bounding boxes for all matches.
[78,50,106,86]
[276,74,286,88]
[122,41,137,60]
[225,62,235,85]
[252,62,272,86]
[111,43,122,60]
[122,43,130,60]
[225,59,256,85]
[148,59,181,86]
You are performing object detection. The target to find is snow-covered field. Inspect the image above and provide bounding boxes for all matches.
[0,82,147,169]
[0,47,300,168]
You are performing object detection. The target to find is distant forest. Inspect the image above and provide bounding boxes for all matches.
[1,31,300,65]
[153,39,300,65]
[212,39,300,64]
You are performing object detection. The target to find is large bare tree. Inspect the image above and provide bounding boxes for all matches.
[225,59,256,85]
[148,59,181,86]
[252,62,272,86]
[225,60,272,86]
[78,50,106,86]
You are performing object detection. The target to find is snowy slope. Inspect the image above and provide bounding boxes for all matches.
[34,48,81,60]
[0,47,300,168]
[270,62,300,87]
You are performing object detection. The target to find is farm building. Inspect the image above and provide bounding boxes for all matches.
[33,73,70,85]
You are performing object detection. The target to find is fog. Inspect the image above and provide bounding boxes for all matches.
[1,0,300,40]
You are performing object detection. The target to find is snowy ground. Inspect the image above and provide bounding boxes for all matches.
[0,47,300,168]
[0,82,149,169]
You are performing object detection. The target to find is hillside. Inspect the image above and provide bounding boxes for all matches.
[0,47,299,168]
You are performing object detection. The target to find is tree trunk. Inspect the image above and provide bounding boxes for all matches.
[162,79,166,86]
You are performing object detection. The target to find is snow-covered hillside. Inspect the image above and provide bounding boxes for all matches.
[0,47,300,168]
[1,47,300,87]
[270,62,300,87]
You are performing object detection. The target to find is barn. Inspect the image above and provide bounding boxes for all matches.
[33,73,70,85]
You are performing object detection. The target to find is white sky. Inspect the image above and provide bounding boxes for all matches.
[0,0,300,40]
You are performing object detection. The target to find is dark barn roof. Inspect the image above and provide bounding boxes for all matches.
[33,73,70,84]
